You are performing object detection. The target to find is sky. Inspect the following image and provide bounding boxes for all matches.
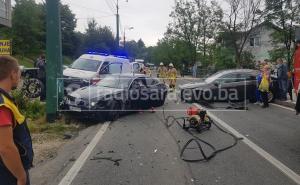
[58,0,175,46]
[20,0,228,47]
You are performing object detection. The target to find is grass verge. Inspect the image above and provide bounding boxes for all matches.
[28,116,85,165]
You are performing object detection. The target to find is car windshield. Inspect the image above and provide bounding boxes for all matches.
[205,71,225,83]
[96,76,132,89]
[70,58,102,72]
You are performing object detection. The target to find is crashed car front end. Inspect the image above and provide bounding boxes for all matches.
[63,94,112,119]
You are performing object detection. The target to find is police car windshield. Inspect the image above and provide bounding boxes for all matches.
[71,58,102,72]
[96,76,132,89]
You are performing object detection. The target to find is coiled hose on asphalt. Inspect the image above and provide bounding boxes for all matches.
[162,108,243,163]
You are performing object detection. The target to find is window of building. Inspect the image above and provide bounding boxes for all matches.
[250,38,255,47]
[249,37,261,47]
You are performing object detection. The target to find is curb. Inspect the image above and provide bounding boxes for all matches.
[274,100,296,109]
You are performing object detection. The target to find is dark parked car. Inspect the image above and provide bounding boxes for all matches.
[64,74,168,121]
[179,69,275,103]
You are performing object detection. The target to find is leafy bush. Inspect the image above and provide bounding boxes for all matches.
[240,51,255,69]
[11,90,45,120]
[213,47,236,70]
[25,100,45,120]
[268,48,287,63]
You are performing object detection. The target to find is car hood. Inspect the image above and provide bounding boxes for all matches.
[63,68,96,79]
[179,81,208,89]
[69,86,124,100]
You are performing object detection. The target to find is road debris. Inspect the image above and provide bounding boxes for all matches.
[90,157,122,166]
[69,157,76,162]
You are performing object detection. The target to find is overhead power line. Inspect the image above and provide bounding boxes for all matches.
[105,0,116,13]
[62,0,112,15]
[76,15,115,20]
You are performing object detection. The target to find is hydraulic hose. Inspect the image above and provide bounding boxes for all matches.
[162,108,243,163]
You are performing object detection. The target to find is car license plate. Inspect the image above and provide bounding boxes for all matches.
[69,106,81,112]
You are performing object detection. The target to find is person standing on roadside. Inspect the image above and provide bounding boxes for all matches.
[259,65,271,108]
[293,40,300,115]
[277,58,288,101]
[192,63,197,78]
[181,63,185,77]
[160,63,168,84]
[255,65,263,105]
[0,56,34,185]
[157,63,164,78]
[287,70,294,102]
[295,82,300,115]
[168,63,177,90]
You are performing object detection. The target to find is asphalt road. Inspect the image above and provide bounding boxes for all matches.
[31,77,300,185]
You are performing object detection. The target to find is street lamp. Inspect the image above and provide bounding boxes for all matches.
[123,26,134,49]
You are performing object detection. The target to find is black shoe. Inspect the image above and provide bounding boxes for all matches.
[296,111,299,115]
[262,105,269,108]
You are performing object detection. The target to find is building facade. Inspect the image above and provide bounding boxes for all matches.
[243,23,280,62]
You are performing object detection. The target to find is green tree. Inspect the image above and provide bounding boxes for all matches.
[195,0,223,62]
[80,19,116,53]
[124,40,139,58]
[213,46,236,70]
[167,0,223,66]
[167,0,199,65]
[60,4,78,58]
[223,0,263,67]
[10,0,44,56]
[147,38,193,70]
[265,0,300,68]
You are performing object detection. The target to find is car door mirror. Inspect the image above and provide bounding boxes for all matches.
[214,82,219,87]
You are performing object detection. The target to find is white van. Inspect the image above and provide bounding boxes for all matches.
[63,53,132,92]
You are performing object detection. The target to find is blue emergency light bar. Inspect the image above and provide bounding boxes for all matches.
[86,51,129,59]
[86,51,110,56]
[114,55,129,59]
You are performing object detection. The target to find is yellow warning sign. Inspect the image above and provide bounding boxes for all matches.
[0,40,11,55]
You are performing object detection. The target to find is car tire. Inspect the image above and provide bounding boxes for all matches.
[22,78,44,99]
[106,101,122,122]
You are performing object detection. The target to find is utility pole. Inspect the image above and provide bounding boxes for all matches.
[123,27,134,49]
[116,0,120,48]
[116,0,129,48]
[46,0,63,123]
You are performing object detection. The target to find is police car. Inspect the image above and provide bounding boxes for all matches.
[63,52,133,93]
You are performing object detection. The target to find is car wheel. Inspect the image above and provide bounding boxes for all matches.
[22,78,44,99]
[268,91,274,103]
[106,101,122,122]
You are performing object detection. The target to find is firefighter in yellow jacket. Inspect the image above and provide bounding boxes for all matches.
[168,63,177,90]
[158,63,167,83]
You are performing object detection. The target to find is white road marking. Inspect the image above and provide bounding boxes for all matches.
[270,103,296,112]
[58,122,110,185]
[193,103,300,185]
